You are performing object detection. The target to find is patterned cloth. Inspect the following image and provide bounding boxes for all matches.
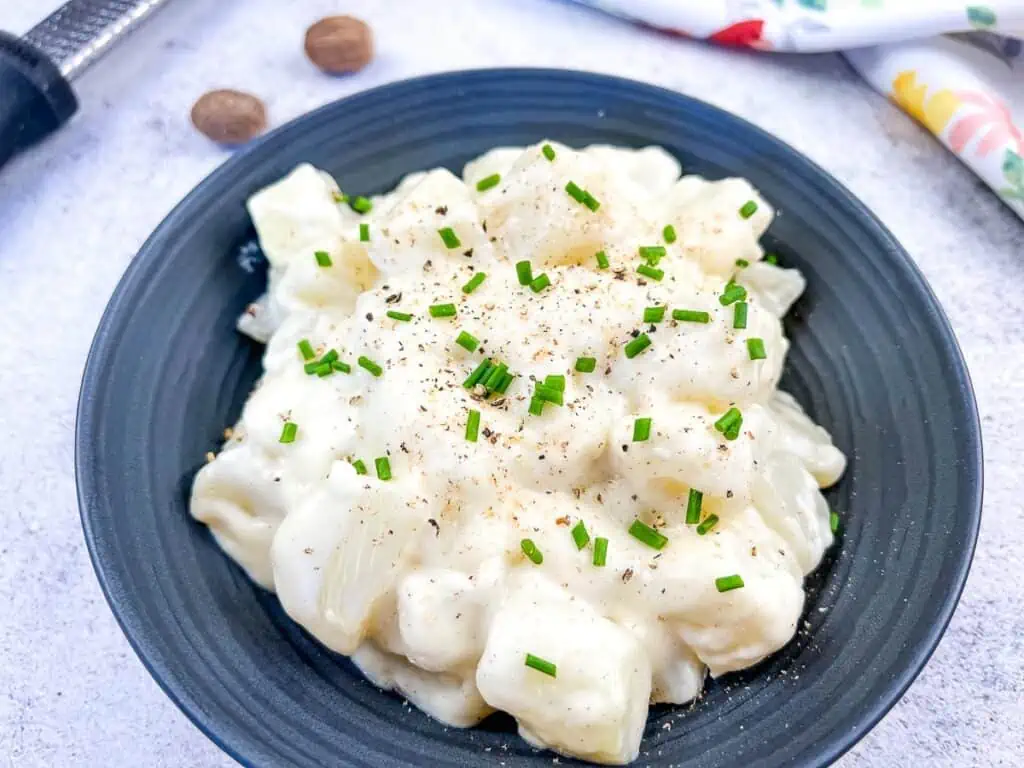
[569,0,1024,221]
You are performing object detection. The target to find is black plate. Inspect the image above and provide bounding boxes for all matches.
[76,69,982,768]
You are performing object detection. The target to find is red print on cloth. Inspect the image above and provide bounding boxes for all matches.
[708,19,766,48]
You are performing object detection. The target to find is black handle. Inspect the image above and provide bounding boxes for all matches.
[0,31,77,169]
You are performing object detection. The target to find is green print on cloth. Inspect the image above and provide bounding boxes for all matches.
[1000,149,1024,202]
[967,6,997,29]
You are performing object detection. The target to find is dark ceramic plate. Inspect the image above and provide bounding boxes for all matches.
[76,69,982,768]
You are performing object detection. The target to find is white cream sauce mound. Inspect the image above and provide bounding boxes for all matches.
[190,142,846,765]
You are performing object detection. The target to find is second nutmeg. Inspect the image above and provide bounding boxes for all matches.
[304,16,374,74]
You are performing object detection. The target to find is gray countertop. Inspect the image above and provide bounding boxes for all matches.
[1,0,1021,765]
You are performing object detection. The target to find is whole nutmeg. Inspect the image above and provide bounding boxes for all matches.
[304,16,373,74]
[190,89,267,145]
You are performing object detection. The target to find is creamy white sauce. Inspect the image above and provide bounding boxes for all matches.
[191,142,845,765]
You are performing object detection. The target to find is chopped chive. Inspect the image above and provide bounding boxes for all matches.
[525,653,556,677]
[643,306,666,323]
[438,227,461,249]
[672,309,710,324]
[714,407,743,441]
[686,489,703,525]
[747,338,767,360]
[571,520,590,550]
[735,258,750,268]
[331,360,351,373]
[279,422,298,444]
[534,384,563,406]
[624,333,652,359]
[580,190,601,212]
[359,223,370,242]
[542,144,556,161]
[595,250,610,269]
[350,196,372,214]
[351,459,367,475]
[663,225,677,244]
[739,200,758,219]
[303,361,321,375]
[484,363,508,392]
[765,253,779,265]
[374,456,392,481]
[462,272,487,294]
[455,331,479,352]
[516,260,533,286]
[639,246,666,264]
[528,396,545,416]
[697,514,719,536]
[476,173,501,192]
[315,362,333,377]
[628,519,668,550]
[464,359,492,388]
[465,409,481,442]
[333,190,348,204]
[529,273,551,293]
[719,281,747,306]
[733,302,748,329]
[543,374,565,392]
[520,538,543,565]
[321,349,339,365]
[830,510,841,534]
[358,356,383,377]
[314,250,332,267]
[387,310,413,322]
[495,371,515,394]
[633,417,652,442]
[565,181,585,203]
[716,574,745,592]
[637,264,664,281]
[575,356,596,373]
[593,537,608,567]
[429,303,457,318]
[298,339,316,361]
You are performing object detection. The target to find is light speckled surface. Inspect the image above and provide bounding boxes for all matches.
[0,1,1020,766]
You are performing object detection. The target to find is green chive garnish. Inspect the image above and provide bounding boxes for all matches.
[279,422,298,443]
[465,409,481,442]
[321,349,339,365]
[529,273,551,293]
[575,356,596,373]
[624,333,651,359]
[298,339,316,361]
[593,537,608,567]
[358,356,383,377]
[739,201,758,219]
[516,260,533,286]
[462,272,487,294]
[686,489,703,525]
[528,396,545,416]
[735,258,750,268]
[571,520,590,550]
[714,407,743,441]
[314,250,332,267]
[643,306,666,323]
[495,371,514,394]
[534,385,563,406]
[697,514,719,535]
[350,196,372,214]
[633,417,652,442]
[639,246,666,264]
[484,363,508,392]
[580,190,600,211]
[747,338,767,360]
[830,510,840,534]
[387,310,413,322]
[525,653,556,677]
[374,456,392,481]
[716,574,745,592]
[520,538,543,564]
[566,182,600,211]
[455,331,479,352]
[315,363,333,378]
[359,223,370,242]
[719,281,747,306]
[765,253,779,265]
[464,359,492,388]
[429,303,457,318]
[542,144,556,161]
[476,173,501,192]
[303,361,320,375]
[331,360,351,373]
[672,309,710,324]
[438,227,461,249]
[351,459,367,475]
[663,225,677,244]
[637,264,664,281]
[628,519,668,550]
[544,374,565,392]
[733,302,748,329]
[596,250,610,269]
